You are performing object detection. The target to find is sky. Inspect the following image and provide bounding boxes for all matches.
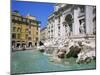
[11,0,54,29]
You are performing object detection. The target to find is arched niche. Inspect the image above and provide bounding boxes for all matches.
[64,14,73,32]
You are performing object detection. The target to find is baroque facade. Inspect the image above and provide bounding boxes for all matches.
[11,11,40,50]
[47,4,96,45]
[40,27,47,43]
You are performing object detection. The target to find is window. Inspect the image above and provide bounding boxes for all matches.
[12,23,15,26]
[23,18,26,22]
[28,37,32,40]
[51,30,53,32]
[36,37,38,41]
[27,19,30,23]
[51,36,53,39]
[29,26,31,29]
[25,28,28,33]
[48,30,50,33]
[26,34,28,39]
[36,32,38,35]
[12,16,14,20]
[15,17,18,20]
[58,26,60,29]
[58,24,60,27]
[17,28,21,32]
[37,27,38,30]
[51,24,53,28]
[29,20,32,24]
[29,31,31,34]
[19,17,22,21]
[13,27,16,32]
[12,33,16,39]
[58,16,60,23]
[30,21,33,24]
[58,33,60,36]
[17,34,20,39]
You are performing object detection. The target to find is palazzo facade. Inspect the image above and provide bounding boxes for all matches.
[40,27,48,43]
[11,11,40,50]
[47,4,96,45]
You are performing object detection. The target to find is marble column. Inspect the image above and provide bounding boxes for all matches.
[73,7,80,36]
[85,6,94,35]
[60,15,65,40]
[54,17,59,40]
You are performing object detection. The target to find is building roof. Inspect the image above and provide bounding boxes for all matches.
[25,13,36,20]
[12,10,41,25]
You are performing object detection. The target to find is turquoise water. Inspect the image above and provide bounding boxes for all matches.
[11,50,96,74]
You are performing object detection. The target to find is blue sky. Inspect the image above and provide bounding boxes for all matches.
[12,0,54,29]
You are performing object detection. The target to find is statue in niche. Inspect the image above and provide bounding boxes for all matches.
[93,17,96,35]
[79,20,85,34]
